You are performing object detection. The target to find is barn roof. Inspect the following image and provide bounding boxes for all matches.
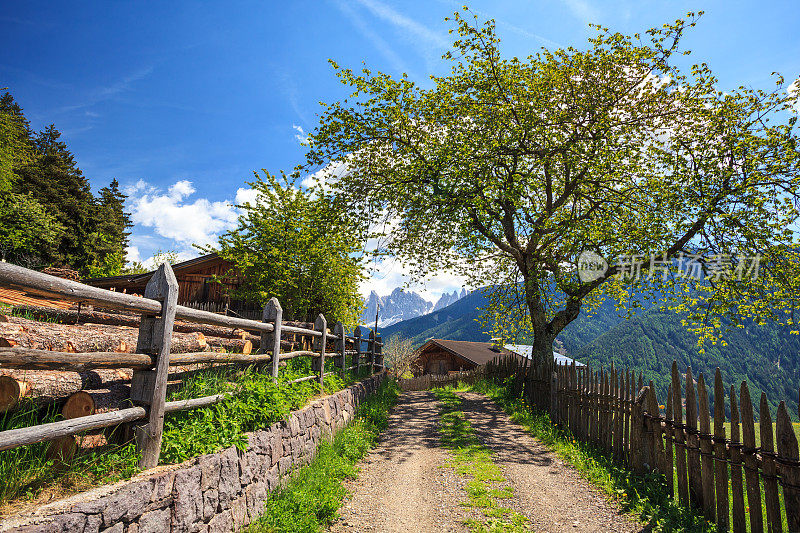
[419,339,517,366]
[503,344,586,366]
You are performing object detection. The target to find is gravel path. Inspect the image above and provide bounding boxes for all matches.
[329,390,642,533]
[458,392,642,533]
[329,391,471,533]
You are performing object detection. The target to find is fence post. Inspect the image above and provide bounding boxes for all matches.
[333,321,345,372]
[375,334,383,371]
[354,327,362,373]
[314,314,327,388]
[130,263,178,469]
[263,297,282,382]
[369,330,376,374]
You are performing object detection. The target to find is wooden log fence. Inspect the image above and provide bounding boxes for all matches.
[0,262,383,467]
[484,352,800,531]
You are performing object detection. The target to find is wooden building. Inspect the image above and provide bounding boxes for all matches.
[412,339,517,376]
[86,253,246,312]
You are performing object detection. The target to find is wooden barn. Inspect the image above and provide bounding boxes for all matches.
[412,339,517,376]
[86,253,248,313]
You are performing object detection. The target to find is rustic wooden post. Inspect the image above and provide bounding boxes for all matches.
[313,314,327,388]
[697,373,716,522]
[630,385,649,473]
[369,330,376,374]
[730,385,746,533]
[624,370,631,460]
[759,393,781,533]
[614,371,623,460]
[649,383,667,476]
[130,263,178,469]
[353,327,362,373]
[665,384,674,498]
[333,321,345,372]
[672,362,689,505]
[686,367,703,510]
[263,298,282,382]
[740,381,763,533]
[549,366,557,423]
[375,334,383,370]
[713,369,729,532]
[776,401,800,532]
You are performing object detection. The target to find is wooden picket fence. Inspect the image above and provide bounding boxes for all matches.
[0,262,383,468]
[399,368,486,391]
[486,353,800,532]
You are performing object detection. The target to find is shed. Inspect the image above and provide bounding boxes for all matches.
[86,253,247,312]
[412,339,518,376]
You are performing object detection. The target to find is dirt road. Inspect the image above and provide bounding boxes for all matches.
[329,390,641,533]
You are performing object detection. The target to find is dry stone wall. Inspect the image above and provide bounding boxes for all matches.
[1,373,386,533]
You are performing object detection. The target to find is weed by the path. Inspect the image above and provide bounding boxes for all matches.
[434,386,530,533]
[248,378,399,533]
[470,380,715,532]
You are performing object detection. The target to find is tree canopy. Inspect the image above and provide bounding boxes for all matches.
[210,171,365,325]
[0,91,132,274]
[305,10,800,369]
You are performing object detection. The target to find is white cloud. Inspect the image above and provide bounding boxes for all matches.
[127,180,239,248]
[125,245,141,264]
[234,187,259,206]
[292,124,309,144]
[789,77,800,114]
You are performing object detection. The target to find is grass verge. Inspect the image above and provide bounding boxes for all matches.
[470,379,715,532]
[247,378,399,533]
[433,385,529,533]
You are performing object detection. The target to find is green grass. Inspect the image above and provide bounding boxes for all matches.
[470,379,716,532]
[0,357,375,511]
[0,400,139,513]
[433,385,530,533]
[247,378,399,533]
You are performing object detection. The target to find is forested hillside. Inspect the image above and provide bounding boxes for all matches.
[383,288,799,417]
[0,91,131,276]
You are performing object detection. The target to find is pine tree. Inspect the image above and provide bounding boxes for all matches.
[87,179,132,277]
[14,124,96,269]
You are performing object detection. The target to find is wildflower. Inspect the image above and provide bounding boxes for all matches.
[659,404,666,410]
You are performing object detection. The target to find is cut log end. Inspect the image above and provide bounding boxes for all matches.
[0,375,28,413]
[242,340,252,355]
[62,391,96,419]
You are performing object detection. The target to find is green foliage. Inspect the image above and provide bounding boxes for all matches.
[434,387,529,532]
[210,171,365,324]
[159,359,367,464]
[471,379,714,532]
[0,192,64,265]
[0,92,34,192]
[307,8,800,365]
[248,378,399,533]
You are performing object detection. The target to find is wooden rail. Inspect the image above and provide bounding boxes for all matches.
[487,353,800,532]
[0,262,384,467]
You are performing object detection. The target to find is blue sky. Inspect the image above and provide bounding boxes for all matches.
[2,1,799,301]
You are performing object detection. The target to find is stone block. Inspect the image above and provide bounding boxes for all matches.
[98,481,151,527]
[208,509,233,533]
[99,523,123,533]
[244,482,268,521]
[239,453,253,486]
[230,494,249,531]
[171,465,202,532]
[199,453,221,491]
[203,488,219,521]
[137,508,171,533]
[218,446,241,507]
